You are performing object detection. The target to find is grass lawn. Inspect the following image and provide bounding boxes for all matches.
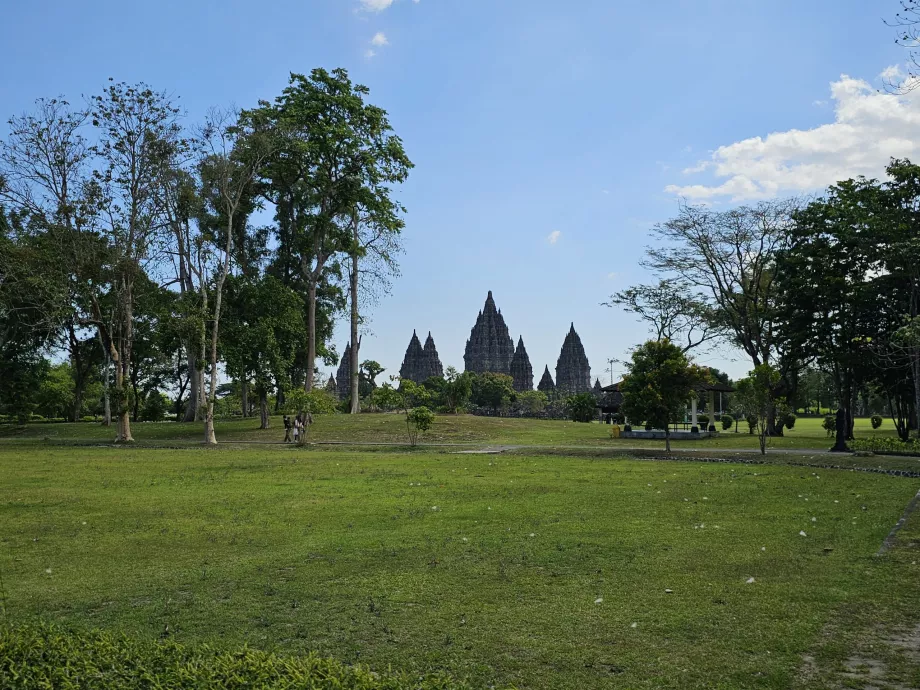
[0,413,905,452]
[2,443,919,688]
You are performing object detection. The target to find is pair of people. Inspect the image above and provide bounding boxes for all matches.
[283,412,313,444]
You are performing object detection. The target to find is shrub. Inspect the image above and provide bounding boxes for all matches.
[721,415,733,430]
[746,414,757,434]
[284,389,338,415]
[871,414,883,430]
[850,437,920,456]
[822,415,836,437]
[611,412,625,424]
[564,393,597,423]
[783,413,797,430]
[0,624,469,689]
[697,414,709,426]
[141,391,170,422]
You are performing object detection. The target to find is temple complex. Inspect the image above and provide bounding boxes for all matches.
[399,330,444,383]
[509,336,533,391]
[555,323,592,394]
[464,291,515,375]
[325,375,338,398]
[336,342,353,400]
[537,365,556,396]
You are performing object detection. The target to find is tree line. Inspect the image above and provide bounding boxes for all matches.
[0,68,412,442]
[611,159,920,446]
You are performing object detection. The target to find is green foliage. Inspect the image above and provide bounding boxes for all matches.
[443,367,473,413]
[721,415,733,430]
[871,414,884,430]
[409,405,435,435]
[370,383,402,412]
[141,391,170,422]
[620,340,707,448]
[850,437,920,456]
[35,362,74,419]
[516,390,548,415]
[697,414,710,426]
[284,389,338,415]
[563,393,597,423]
[822,415,836,437]
[783,413,797,430]
[746,415,758,434]
[470,372,515,414]
[0,624,466,689]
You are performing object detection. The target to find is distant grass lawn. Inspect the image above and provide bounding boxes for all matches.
[2,444,919,688]
[0,413,904,452]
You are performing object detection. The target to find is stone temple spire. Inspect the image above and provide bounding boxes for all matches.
[422,332,444,380]
[555,323,591,394]
[592,378,603,397]
[325,374,338,399]
[399,330,425,383]
[463,291,515,375]
[336,342,353,400]
[510,336,534,392]
[537,365,556,396]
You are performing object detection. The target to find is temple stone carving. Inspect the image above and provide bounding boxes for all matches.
[400,330,444,383]
[537,365,556,396]
[510,336,533,391]
[325,375,338,399]
[593,379,603,397]
[464,291,515,375]
[336,342,353,400]
[555,323,591,394]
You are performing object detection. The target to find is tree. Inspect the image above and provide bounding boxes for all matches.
[516,390,548,416]
[87,81,184,443]
[470,372,515,415]
[196,107,274,444]
[886,1,920,92]
[604,279,721,352]
[645,200,800,433]
[443,366,473,414]
[257,69,410,393]
[563,393,596,423]
[221,274,306,429]
[734,365,780,454]
[619,340,708,452]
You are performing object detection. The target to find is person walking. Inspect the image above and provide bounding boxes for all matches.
[292,414,301,444]
[283,415,292,443]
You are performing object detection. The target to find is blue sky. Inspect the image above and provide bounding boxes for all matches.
[0,0,911,383]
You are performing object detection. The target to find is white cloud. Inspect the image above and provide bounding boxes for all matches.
[371,31,388,46]
[607,272,619,280]
[601,189,610,195]
[547,230,562,244]
[364,49,377,58]
[666,69,920,201]
[360,0,394,11]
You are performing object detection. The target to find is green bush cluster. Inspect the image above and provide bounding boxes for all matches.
[0,624,472,690]
[822,415,836,437]
[783,413,797,430]
[849,437,920,456]
[721,415,733,430]
[871,414,884,429]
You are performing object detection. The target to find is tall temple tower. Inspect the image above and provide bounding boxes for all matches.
[463,291,515,375]
[555,324,591,394]
[510,336,534,391]
[400,330,444,383]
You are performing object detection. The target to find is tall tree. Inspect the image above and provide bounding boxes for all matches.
[258,68,411,392]
[196,108,274,444]
[88,81,183,442]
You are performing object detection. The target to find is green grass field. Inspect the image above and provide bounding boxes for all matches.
[2,435,919,688]
[0,413,904,451]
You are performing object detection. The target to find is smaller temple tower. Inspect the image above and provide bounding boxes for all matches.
[510,336,534,392]
[400,330,444,383]
[336,343,353,400]
[325,375,338,399]
[537,365,556,397]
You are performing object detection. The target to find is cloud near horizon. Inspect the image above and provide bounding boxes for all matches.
[666,69,920,201]
[547,230,562,244]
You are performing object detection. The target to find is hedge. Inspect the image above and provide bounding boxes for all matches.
[0,624,479,689]
[849,437,920,457]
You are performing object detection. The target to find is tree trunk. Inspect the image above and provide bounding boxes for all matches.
[114,287,134,443]
[259,391,269,429]
[349,250,360,414]
[305,280,317,392]
[665,427,671,453]
[73,386,83,423]
[241,377,249,418]
[183,352,198,422]
[102,352,111,427]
